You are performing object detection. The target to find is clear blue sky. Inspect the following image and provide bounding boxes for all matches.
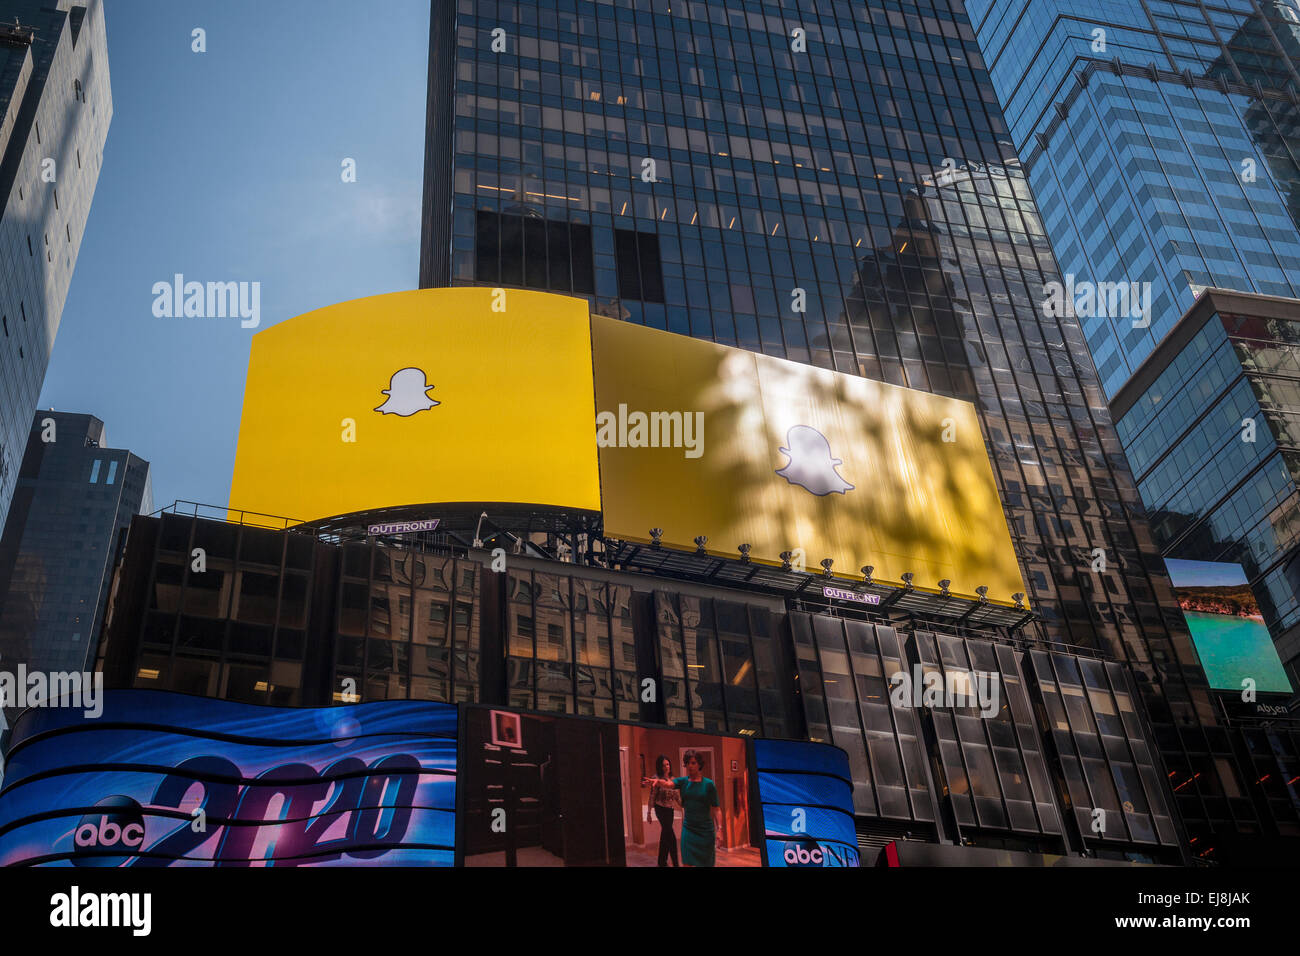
[38,0,430,511]
[1165,558,1249,589]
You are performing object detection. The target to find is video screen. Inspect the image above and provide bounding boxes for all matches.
[0,692,458,867]
[1166,558,1293,694]
[459,707,760,867]
[752,739,860,867]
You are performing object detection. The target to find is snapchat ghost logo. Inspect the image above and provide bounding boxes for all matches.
[776,425,854,496]
[375,367,440,417]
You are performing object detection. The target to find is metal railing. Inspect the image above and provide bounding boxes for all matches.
[151,500,308,532]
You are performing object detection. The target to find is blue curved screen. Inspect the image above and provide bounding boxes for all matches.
[0,691,457,867]
[753,738,859,867]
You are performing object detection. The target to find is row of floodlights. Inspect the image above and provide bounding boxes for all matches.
[646,527,1027,610]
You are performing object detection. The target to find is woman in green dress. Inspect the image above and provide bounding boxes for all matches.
[643,749,723,866]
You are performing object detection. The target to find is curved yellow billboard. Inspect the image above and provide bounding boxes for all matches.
[230,288,1026,605]
[229,288,602,522]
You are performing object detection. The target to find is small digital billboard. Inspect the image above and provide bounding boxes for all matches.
[459,706,760,867]
[753,739,860,867]
[458,706,858,867]
[0,692,457,866]
[1165,558,1293,696]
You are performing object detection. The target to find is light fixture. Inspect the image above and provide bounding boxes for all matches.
[861,565,874,585]
[473,511,489,548]
[694,535,708,555]
[780,551,794,572]
[938,579,951,597]
[1013,592,1026,609]
[975,585,989,604]
[901,572,915,591]
[650,528,663,549]
[820,558,834,578]
[738,543,752,564]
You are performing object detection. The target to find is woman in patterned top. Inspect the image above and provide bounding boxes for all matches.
[646,754,681,867]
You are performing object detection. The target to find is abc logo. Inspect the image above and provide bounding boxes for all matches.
[72,796,146,867]
[783,841,825,867]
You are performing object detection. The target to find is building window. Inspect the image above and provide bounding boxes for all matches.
[106,460,118,485]
[474,210,594,294]
[614,228,665,303]
[89,460,101,483]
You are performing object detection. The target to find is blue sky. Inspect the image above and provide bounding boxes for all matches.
[1165,558,1249,589]
[38,0,430,511]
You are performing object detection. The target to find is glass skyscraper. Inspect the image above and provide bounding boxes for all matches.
[0,411,151,687]
[969,1,1300,682]
[0,0,111,529]
[420,0,1297,853]
[968,0,1300,396]
[1110,289,1300,682]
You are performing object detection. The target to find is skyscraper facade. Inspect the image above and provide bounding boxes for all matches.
[419,0,1296,852]
[967,0,1300,396]
[0,0,111,528]
[0,411,151,687]
[968,1,1300,686]
[1110,289,1300,682]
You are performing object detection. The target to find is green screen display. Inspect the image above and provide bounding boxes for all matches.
[1166,559,1292,695]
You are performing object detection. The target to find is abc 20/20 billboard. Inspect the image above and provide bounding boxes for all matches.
[229,288,1025,605]
[0,691,857,868]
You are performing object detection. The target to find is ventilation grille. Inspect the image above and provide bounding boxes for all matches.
[855,818,935,852]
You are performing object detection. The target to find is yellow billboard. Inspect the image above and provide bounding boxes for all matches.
[590,315,1025,605]
[229,288,602,523]
[229,288,1024,605]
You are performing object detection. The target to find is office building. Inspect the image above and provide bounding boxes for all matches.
[968,1,1300,692]
[1111,289,1300,682]
[416,1,1291,855]
[0,411,152,685]
[0,0,111,528]
[968,0,1300,393]
[94,506,1185,865]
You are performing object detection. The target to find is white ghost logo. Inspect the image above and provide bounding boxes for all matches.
[776,425,854,496]
[375,367,440,417]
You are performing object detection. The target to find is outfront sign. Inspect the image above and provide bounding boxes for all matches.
[822,586,882,605]
[367,519,440,536]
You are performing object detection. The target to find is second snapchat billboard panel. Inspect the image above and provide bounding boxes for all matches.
[592,314,1025,604]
